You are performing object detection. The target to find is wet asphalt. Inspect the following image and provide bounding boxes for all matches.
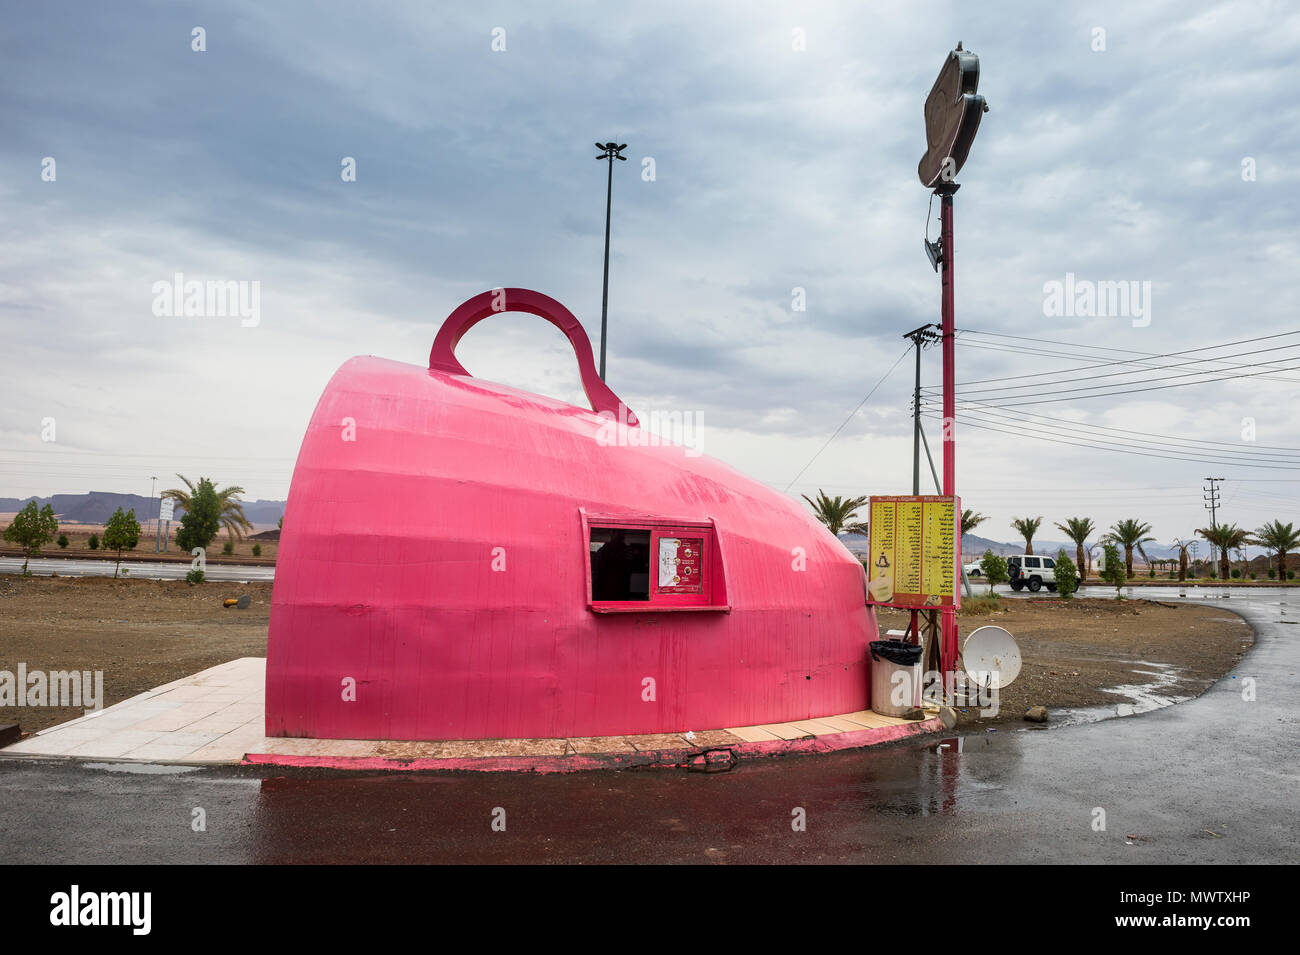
[0,589,1294,864]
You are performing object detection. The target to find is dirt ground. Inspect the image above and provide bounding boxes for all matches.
[877,597,1255,726]
[0,575,271,733]
[0,577,1254,736]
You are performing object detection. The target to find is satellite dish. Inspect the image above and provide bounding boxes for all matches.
[962,625,1021,689]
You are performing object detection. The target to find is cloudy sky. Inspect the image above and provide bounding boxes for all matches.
[3,0,1298,548]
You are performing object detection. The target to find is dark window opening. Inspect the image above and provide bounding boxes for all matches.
[590,528,651,601]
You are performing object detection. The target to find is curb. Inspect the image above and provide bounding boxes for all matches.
[240,716,945,774]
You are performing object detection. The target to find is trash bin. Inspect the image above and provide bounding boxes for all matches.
[869,639,924,717]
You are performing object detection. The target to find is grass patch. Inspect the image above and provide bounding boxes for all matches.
[959,595,1003,616]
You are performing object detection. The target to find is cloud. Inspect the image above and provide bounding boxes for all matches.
[2,0,1298,542]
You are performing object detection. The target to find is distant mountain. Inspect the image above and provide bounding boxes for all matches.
[0,491,285,526]
[962,533,1020,557]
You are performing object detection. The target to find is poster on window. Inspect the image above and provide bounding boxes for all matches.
[657,537,703,594]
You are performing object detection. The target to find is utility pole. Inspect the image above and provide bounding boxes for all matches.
[594,141,628,381]
[903,324,941,496]
[1203,476,1225,575]
[1203,477,1225,528]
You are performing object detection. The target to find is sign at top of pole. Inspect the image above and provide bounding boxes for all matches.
[917,42,989,188]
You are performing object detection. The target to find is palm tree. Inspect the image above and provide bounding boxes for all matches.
[1103,519,1156,579]
[1170,538,1194,581]
[1054,517,1096,582]
[961,509,988,536]
[1250,520,1300,582]
[162,474,254,541]
[1196,523,1247,580]
[1010,516,1043,555]
[801,491,869,537]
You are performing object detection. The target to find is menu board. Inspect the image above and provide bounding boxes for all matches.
[866,496,959,609]
[657,537,703,594]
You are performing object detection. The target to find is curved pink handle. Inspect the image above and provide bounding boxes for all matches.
[429,288,639,427]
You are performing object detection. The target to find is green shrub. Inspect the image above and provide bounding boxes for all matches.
[1231,568,1241,579]
[88,533,99,550]
[1148,567,1155,578]
[103,506,142,579]
[2,500,59,574]
[1250,573,1257,580]
[185,569,205,584]
[979,549,1008,594]
[221,540,234,556]
[1100,543,1126,598]
[57,534,69,549]
[1054,548,1079,598]
[176,478,222,552]
[251,543,261,557]
[1268,569,1277,579]
[1290,570,1296,580]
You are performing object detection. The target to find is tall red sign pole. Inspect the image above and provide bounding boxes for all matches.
[938,184,959,680]
[917,42,986,688]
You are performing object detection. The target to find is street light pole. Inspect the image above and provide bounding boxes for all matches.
[595,141,627,381]
[150,475,159,552]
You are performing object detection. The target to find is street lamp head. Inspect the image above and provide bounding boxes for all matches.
[595,141,629,160]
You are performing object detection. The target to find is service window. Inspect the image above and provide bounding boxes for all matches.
[584,513,728,612]
[590,527,651,601]
[1025,557,1041,569]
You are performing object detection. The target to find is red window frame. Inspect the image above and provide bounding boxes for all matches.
[581,510,730,613]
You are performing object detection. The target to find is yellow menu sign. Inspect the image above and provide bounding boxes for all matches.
[866,495,960,609]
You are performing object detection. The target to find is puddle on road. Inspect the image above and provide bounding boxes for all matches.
[1045,661,1192,727]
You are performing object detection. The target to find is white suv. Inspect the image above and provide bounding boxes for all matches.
[1007,554,1056,592]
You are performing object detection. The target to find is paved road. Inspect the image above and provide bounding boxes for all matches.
[970,579,1267,599]
[0,556,274,582]
[0,590,1293,863]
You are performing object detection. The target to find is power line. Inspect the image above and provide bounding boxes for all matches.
[920,356,1300,407]
[921,412,1300,470]
[782,345,911,493]
[932,397,1300,452]
[937,339,1300,397]
[948,327,1300,387]
[937,411,1299,466]
[934,403,1300,461]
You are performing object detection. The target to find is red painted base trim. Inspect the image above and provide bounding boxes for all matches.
[242,717,944,774]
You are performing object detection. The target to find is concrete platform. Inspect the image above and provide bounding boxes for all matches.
[1,658,942,772]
